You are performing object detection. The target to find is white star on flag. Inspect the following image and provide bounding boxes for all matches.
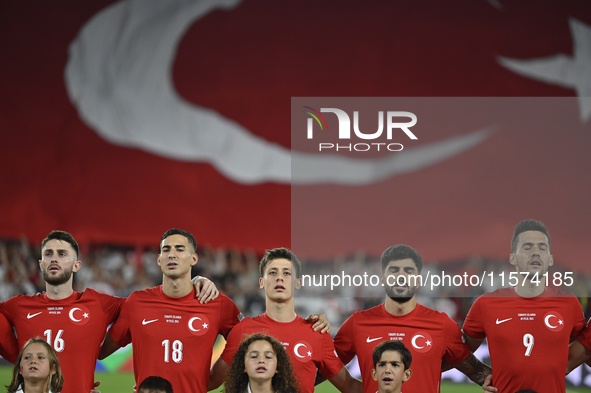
[83,313,89,318]
[203,323,208,328]
[307,351,312,357]
[499,18,591,123]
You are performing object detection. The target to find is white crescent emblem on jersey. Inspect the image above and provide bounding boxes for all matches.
[411,334,424,349]
[545,314,557,329]
[69,307,82,322]
[294,343,307,358]
[188,317,203,332]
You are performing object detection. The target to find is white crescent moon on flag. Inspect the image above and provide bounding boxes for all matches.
[411,334,425,349]
[294,343,307,358]
[65,0,493,185]
[188,317,203,332]
[545,314,557,329]
[69,307,82,322]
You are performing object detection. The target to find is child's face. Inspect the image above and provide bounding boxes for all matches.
[244,340,278,383]
[20,343,55,382]
[371,350,412,393]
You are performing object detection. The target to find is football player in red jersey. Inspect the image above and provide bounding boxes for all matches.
[99,228,239,393]
[208,247,362,393]
[463,220,585,393]
[0,230,218,393]
[333,244,491,393]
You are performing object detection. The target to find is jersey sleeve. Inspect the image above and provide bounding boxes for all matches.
[442,314,471,365]
[108,295,132,347]
[220,319,244,365]
[462,296,486,340]
[317,330,345,379]
[333,313,357,365]
[92,290,125,324]
[218,295,242,338]
[0,309,18,363]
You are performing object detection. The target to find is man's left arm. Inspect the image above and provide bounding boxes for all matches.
[306,313,331,333]
[452,353,492,386]
[567,338,591,374]
[327,367,363,393]
[191,275,219,303]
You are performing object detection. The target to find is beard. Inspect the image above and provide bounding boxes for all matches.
[43,266,73,286]
[385,286,417,304]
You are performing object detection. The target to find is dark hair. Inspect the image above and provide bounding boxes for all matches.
[42,230,79,260]
[161,229,197,253]
[259,248,301,279]
[223,333,299,393]
[511,220,550,253]
[138,376,174,393]
[6,337,64,393]
[380,244,423,274]
[372,340,412,371]
[515,390,538,393]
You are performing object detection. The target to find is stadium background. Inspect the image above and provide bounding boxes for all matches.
[2,0,591,391]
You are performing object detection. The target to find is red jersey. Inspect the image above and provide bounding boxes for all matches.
[334,303,470,393]
[463,287,585,393]
[0,311,18,363]
[220,313,343,393]
[109,286,241,393]
[0,290,124,393]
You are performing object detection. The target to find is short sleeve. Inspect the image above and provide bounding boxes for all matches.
[219,295,242,338]
[220,319,244,365]
[94,290,125,324]
[0,309,18,363]
[333,313,357,365]
[317,330,344,379]
[108,296,132,347]
[462,296,486,340]
[442,315,471,366]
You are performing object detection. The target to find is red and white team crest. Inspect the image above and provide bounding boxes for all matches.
[544,311,565,332]
[293,340,313,363]
[68,305,90,326]
[410,331,433,353]
[187,314,210,336]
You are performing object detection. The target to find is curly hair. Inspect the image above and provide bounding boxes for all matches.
[223,333,299,393]
[6,337,64,393]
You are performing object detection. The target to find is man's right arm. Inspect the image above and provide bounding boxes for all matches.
[208,357,230,390]
[98,332,120,360]
[463,334,484,353]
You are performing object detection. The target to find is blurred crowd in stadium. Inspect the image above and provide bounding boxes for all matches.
[2,236,590,328]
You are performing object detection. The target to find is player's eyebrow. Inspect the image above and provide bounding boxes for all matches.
[44,248,69,254]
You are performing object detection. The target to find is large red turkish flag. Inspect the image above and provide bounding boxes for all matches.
[1,0,590,272]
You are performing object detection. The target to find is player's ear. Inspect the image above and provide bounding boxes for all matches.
[51,363,57,375]
[157,254,162,267]
[549,254,554,267]
[191,253,199,267]
[509,253,517,266]
[371,368,377,381]
[259,277,264,289]
[295,278,302,290]
[403,368,412,382]
[73,259,82,273]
